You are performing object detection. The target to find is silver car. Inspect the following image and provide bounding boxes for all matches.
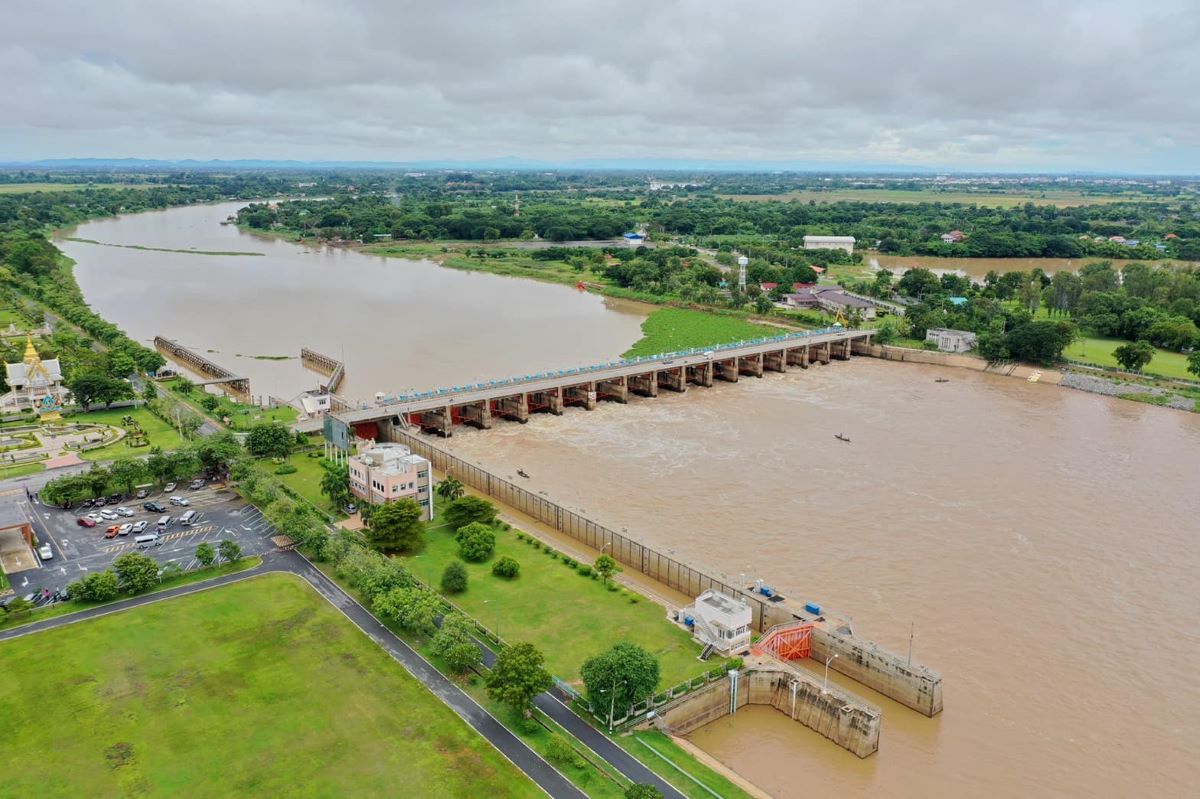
[116,506,134,517]
[37,543,53,560]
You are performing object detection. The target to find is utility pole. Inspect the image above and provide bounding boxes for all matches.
[823,653,838,693]
[907,621,916,666]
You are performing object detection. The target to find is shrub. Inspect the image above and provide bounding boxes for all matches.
[492,556,520,579]
[516,532,525,541]
[441,561,468,594]
[443,496,497,530]
[545,735,584,769]
[274,464,297,475]
[455,522,496,562]
[606,583,620,592]
[628,595,640,604]
[577,565,593,578]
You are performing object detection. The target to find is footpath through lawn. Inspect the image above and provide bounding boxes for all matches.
[0,572,541,799]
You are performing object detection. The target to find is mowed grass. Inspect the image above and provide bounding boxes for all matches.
[405,525,704,688]
[72,406,182,461]
[718,188,1140,207]
[623,307,780,357]
[0,573,540,799]
[1064,336,1197,381]
[272,452,331,510]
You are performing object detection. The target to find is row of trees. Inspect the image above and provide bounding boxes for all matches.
[66,541,242,604]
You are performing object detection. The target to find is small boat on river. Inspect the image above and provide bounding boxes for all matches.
[835,434,851,443]
[517,468,530,479]
[935,378,950,383]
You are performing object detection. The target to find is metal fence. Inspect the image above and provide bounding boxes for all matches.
[385,428,787,634]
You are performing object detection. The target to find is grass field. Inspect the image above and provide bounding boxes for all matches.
[163,380,298,430]
[0,183,153,194]
[623,307,780,358]
[73,406,183,461]
[1064,337,1196,381]
[0,462,44,479]
[271,451,331,510]
[718,188,1144,207]
[621,730,756,799]
[404,524,707,688]
[0,573,540,798]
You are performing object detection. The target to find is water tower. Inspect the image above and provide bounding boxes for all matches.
[737,256,749,292]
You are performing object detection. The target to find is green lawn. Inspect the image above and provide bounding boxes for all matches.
[164,380,298,430]
[1065,337,1196,381]
[623,307,781,358]
[718,187,1138,207]
[72,406,183,461]
[271,451,331,510]
[0,462,44,479]
[621,730,755,799]
[0,573,540,798]
[404,524,707,688]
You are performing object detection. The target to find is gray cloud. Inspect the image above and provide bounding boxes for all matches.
[2,0,1198,171]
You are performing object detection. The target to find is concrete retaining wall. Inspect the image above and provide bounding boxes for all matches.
[810,627,942,716]
[654,665,880,758]
[855,341,1063,384]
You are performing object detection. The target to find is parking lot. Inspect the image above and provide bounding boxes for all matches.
[4,483,278,596]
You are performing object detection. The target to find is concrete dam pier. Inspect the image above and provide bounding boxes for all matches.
[653,660,881,758]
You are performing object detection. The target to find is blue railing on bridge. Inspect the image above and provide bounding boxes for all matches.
[371,326,863,406]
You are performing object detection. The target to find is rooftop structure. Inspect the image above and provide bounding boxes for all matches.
[3,335,67,413]
[684,589,753,658]
[803,235,856,253]
[348,442,434,519]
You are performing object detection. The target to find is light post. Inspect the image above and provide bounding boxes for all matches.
[601,678,627,733]
[483,598,500,642]
[823,653,838,693]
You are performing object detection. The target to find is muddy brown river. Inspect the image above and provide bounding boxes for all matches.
[61,203,1199,798]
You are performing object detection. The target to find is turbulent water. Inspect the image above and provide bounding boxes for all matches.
[55,201,648,402]
[445,359,1200,798]
[62,203,1200,797]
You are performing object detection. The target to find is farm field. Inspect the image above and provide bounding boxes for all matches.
[718,188,1148,207]
[623,307,780,358]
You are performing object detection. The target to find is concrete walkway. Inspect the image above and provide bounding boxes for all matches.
[0,551,584,799]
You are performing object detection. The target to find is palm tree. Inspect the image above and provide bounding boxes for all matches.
[435,475,465,502]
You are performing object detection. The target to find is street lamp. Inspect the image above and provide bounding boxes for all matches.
[483,599,500,642]
[600,679,628,733]
[823,653,838,693]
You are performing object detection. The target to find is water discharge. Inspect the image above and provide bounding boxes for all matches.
[61,203,1200,798]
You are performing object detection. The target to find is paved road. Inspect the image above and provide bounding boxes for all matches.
[476,635,686,799]
[0,550,585,799]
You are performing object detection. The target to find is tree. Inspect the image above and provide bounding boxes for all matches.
[581,642,660,723]
[195,542,216,567]
[594,554,619,585]
[486,642,553,715]
[1188,349,1200,380]
[492,556,520,579]
[218,539,242,564]
[67,372,127,411]
[626,786,664,799]
[112,551,160,594]
[430,612,482,673]
[245,421,294,458]
[441,560,468,593]
[435,475,465,502]
[108,459,148,495]
[373,586,440,636]
[319,459,352,509]
[1003,320,1077,366]
[1113,340,1155,372]
[896,267,940,299]
[195,431,242,475]
[3,596,34,617]
[365,499,426,553]
[546,735,585,769]
[455,522,496,562]
[67,569,119,602]
[142,381,158,402]
[443,495,497,530]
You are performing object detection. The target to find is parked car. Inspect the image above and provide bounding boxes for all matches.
[189,479,205,490]
[116,506,134,517]
[93,497,107,507]
[164,482,177,492]
[81,498,95,508]
[86,512,103,522]
[118,523,133,536]
[77,516,96,528]
[107,494,122,503]
[104,525,121,539]
[135,489,149,499]
[100,510,119,521]
[131,520,148,534]
[37,543,53,560]
[344,503,358,514]
[169,496,189,506]
[143,502,166,512]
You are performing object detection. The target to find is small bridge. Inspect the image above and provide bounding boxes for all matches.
[154,336,250,400]
[327,326,874,439]
[301,347,345,393]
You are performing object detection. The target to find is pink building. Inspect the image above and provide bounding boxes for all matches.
[348,443,435,520]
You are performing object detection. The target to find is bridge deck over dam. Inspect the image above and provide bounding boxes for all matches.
[330,327,874,436]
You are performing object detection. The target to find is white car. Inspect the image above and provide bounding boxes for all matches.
[118,523,133,536]
[116,506,134,517]
[86,512,103,522]
[131,520,149,534]
[164,482,177,492]
[100,509,119,520]
[37,543,53,560]
[169,496,189,506]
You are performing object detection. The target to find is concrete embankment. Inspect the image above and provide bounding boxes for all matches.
[854,341,1062,383]
[1059,372,1198,411]
[652,661,881,758]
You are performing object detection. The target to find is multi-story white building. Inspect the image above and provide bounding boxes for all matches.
[803,235,856,253]
[684,589,753,657]
[347,442,435,519]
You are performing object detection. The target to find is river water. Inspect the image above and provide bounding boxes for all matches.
[54,201,648,402]
[61,204,1199,797]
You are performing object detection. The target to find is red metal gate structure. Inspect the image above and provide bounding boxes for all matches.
[752,621,813,661]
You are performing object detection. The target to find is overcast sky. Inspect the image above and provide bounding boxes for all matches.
[2,0,1198,172]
